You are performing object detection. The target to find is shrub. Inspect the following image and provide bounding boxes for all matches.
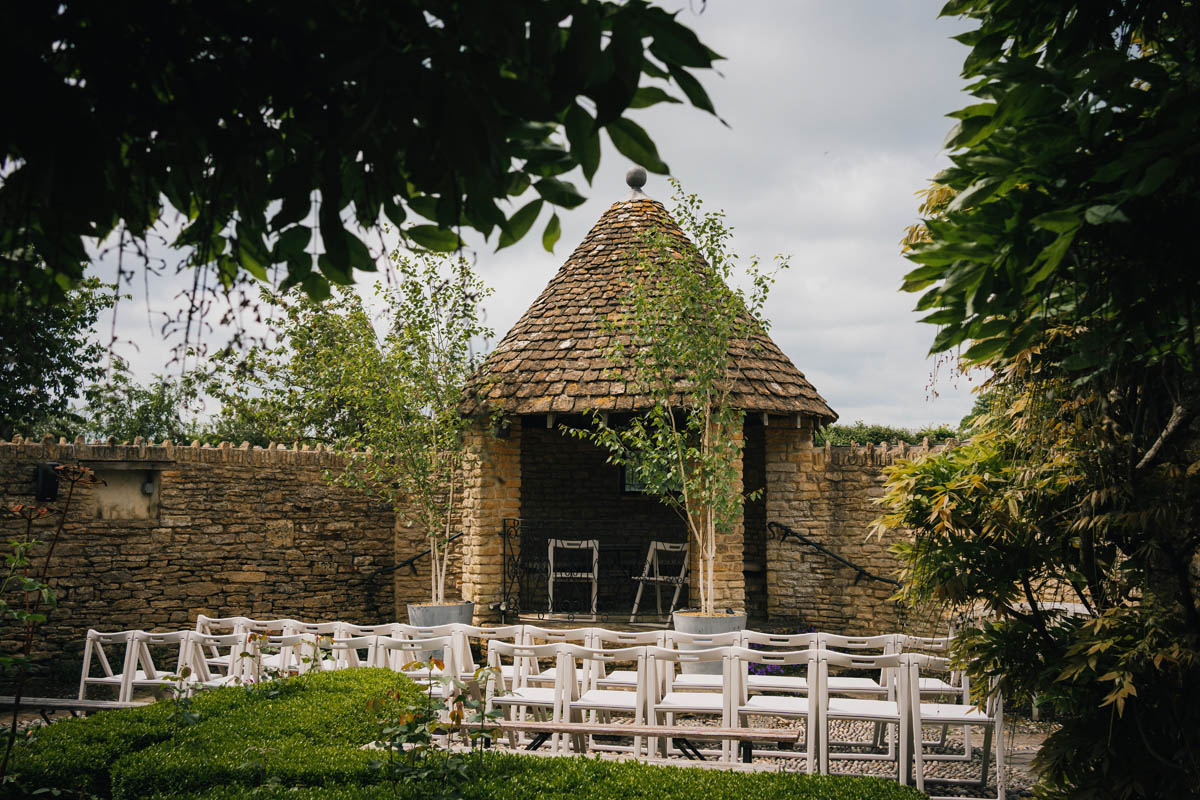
[9,670,921,800]
[168,752,924,800]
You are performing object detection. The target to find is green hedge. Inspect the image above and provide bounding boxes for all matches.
[9,669,923,800]
[172,756,925,800]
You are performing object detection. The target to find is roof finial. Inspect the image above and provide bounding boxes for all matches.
[624,166,648,200]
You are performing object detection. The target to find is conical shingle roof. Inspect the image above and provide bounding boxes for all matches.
[464,194,837,422]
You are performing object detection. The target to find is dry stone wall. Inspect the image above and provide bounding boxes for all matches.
[0,437,447,687]
[765,430,951,636]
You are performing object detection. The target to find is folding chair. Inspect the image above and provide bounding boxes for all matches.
[547,538,599,615]
[183,631,255,690]
[629,540,689,622]
[78,629,139,702]
[558,643,651,756]
[589,628,668,690]
[815,650,909,779]
[519,625,591,687]
[485,640,569,753]
[647,645,733,761]
[728,645,818,767]
[194,614,250,675]
[376,634,459,693]
[661,629,743,690]
[904,654,1005,800]
[741,630,819,694]
[454,624,524,681]
[124,630,194,696]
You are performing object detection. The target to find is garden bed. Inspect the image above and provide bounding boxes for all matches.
[8,669,923,800]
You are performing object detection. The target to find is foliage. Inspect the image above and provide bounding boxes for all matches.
[884,3,1200,797]
[207,291,389,446]
[10,669,921,799]
[0,277,114,441]
[81,355,204,442]
[209,256,491,604]
[368,659,500,800]
[9,669,422,798]
[813,420,960,447]
[2,2,722,309]
[569,181,780,615]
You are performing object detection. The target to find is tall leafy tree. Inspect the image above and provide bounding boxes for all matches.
[82,356,202,442]
[209,256,490,604]
[880,2,1200,797]
[0,277,113,441]
[1,2,722,309]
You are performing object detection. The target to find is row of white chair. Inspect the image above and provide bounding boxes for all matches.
[78,627,462,702]
[481,641,1004,800]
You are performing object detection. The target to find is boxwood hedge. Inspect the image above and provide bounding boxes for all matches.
[8,669,923,800]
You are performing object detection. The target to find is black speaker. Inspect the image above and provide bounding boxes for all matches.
[35,462,59,502]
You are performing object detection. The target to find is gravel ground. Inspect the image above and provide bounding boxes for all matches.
[491,713,1053,799]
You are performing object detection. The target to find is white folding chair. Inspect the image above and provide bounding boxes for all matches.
[815,650,909,779]
[629,540,689,622]
[661,629,743,690]
[124,630,194,696]
[896,635,970,759]
[338,623,400,669]
[282,621,341,670]
[741,630,819,694]
[904,654,1005,800]
[557,643,652,756]
[647,645,733,761]
[589,628,667,689]
[78,629,139,702]
[728,645,818,767]
[183,631,255,689]
[454,624,524,681]
[376,635,459,689]
[547,538,599,615]
[485,640,569,753]
[393,623,460,676]
[519,625,592,687]
[817,633,898,695]
[193,614,250,675]
[250,633,326,681]
[327,635,383,671]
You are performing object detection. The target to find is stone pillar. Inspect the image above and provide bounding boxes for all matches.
[688,423,746,613]
[459,417,522,623]
[764,418,817,621]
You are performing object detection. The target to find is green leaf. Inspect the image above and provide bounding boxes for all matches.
[317,253,352,285]
[542,213,562,252]
[496,199,543,251]
[275,225,311,260]
[606,118,669,174]
[1084,204,1130,225]
[1031,209,1082,234]
[406,225,463,252]
[1132,158,1175,196]
[533,178,586,209]
[668,64,716,115]
[629,86,682,109]
[563,104,600,184]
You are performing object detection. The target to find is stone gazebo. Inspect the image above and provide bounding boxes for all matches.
[459,174,837,623]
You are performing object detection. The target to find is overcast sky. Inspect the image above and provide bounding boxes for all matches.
[93,1,981,430]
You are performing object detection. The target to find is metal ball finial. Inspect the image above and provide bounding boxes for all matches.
[625,166,647,190]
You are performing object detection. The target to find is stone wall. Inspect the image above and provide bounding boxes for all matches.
[459,419,523,623]
[765,431,950,636]
[0,437,446,687]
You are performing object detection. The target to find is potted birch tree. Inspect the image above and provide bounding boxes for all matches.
[571,181,781,640]
[338,252,492,626]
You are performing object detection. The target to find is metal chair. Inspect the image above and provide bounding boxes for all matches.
[547,538,599,615]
